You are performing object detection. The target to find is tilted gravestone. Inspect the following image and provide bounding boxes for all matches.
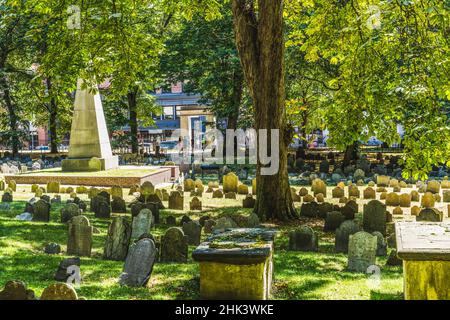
[288,226,318,252]
[182,221,202,246]
[32,199,51,222]
[119,238,157,287]
[104,216,132,261]
[347,231,377,272]
[335,220,360,253]
[131,209,153,239]
[363,200,387,236]
[67,215,93,257]
[160,227,188,263]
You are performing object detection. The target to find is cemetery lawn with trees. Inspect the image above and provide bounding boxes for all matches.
[0,186,403,300]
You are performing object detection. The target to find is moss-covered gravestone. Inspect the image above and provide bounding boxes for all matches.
[67,215,93,257]
[160,227,188,263]
[192,228,276,300]
[32,199,51,222]
[396,222,450,300]
[347,231,377,273]
[119,238,157,287]
[168,191,184,210]
[104,216,131,261]
[223,173,238,193]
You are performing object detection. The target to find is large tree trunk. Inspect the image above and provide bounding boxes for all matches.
[232,0,297,221]
[127,91,139,154]
[342,141,359,168]
[227,70,244,130]
[46,78,59,154]
[0,73,20,156]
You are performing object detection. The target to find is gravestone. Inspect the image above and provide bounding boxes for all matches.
[399,194,412,208]
[104,216,132,261]
[32,199,51,222]
[363,187,376,200]
[372,231,387,256]
[288,226,318,252]
[0,280,35,300]
[225,192,236,199]
[54,257,81,282]
[348,185,360,198]
[160,227,188,263]
[44,243,61,255]
[67,215,93,257]
[347,231,377,272]
[247,213,260,228]
[410,190,420,202]
[416,208,443,222]
[213,216,238,231]
[223,173,238,193]
[204,220,216,234]
[1,192,13,203]
[324,211,345,232]
[335,220,360,253]
[427,180,440,194]
[60,203,81,223]
[377,175,390,187]
[110,186,123,199]
[300,202,319,218]
[312,178,326,196]
[40,283,78,300]
[363,200,387,236]
[189,197,202,211]
[111,196,127,213]
[385,193,400,206]
[131,209,153,239]
[182,221,202,246]
[7,180,16,192]
[332,187,345,198]
[421,192,435,208]
[118,238,157,287]
[212,189,224,199]
[237,184,249,195]
[168,191,184,210]
[243,195,256,208]
[184,179,195,192]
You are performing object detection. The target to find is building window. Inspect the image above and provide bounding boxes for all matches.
[163,106,175,120]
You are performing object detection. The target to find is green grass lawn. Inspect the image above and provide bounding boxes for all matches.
[0,187,404,300]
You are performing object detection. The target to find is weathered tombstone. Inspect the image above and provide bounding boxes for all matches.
[182,221,202,246]
[399,193,412,208]
[60,203,81,223]
[237,184,249,195]
[212,189,224,199]
[312,178,326,196]
[131,209,153,239]
[410,190,420,202]
[385,193,400,206]
[363,187,376,200]
[140,181,155,199]
[88,187,100,199]
[288,227,318,252]
[32,199,51,222]
[363,200,387,236]
[1,191,13,203]
[243,194,256,208]
[298,187,308,197]
[324,211,345,232]
[300,202,319,218]
[168,191,184,210]
[332,187,345,199]
[189,197,202,211]
[54,257,81,282]
[104,216,132,261]
[372,231,387,256]
[0,280,35,300]
[377,175,390,187]
[341,200,358,220]
[427,180,441,194]
[247,213,260,228]
[421,192,435,208]
[118,238,157,287]
[335,220,361,253]
[225,191,236,199]
[347,231,377,272]
[213,216,238,231]
[93,196,111,219]
[444,190,450,203]
[40,283,78,300]
[111,196,127,213]
[67,215,93,257]
[110,186,123,199]
[184,179,195,192]
[7,180,16,192]
[160,227,188,263]
[223,172,238,193]
[203,220,216,234]
[180,215,192,226]
[318,202,334,219]
[348,185,360,198]
[416,208,443,222]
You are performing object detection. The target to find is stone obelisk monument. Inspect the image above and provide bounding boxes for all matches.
[62,79,119,172]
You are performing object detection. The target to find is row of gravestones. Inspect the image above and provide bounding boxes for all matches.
[0,281,81,300]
